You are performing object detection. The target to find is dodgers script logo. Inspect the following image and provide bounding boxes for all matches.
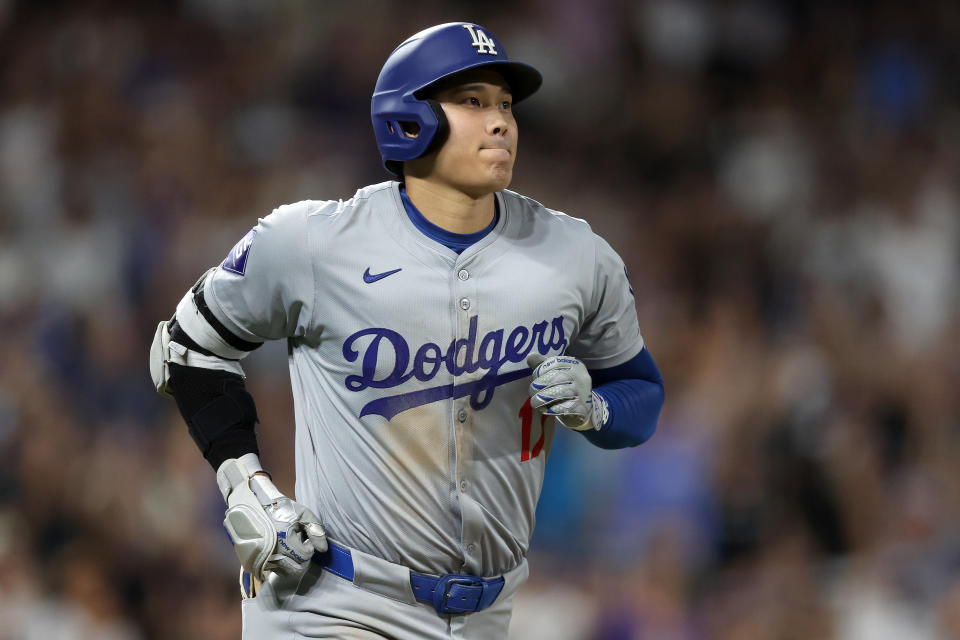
[463,25,498,55]
[343,315,567,419]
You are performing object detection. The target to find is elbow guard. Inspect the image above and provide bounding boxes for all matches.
[150,269,262,397]
[168,363,260,470]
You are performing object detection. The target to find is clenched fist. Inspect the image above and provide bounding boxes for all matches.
[527,354,608,431]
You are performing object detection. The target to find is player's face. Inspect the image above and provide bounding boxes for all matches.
[412,70,518,197]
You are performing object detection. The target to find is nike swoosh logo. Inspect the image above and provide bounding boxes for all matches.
[363,267,402,284]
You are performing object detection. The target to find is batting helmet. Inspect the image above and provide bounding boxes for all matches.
[371,22,542,175]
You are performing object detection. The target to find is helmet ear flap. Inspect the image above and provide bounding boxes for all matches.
[383,100,448,177]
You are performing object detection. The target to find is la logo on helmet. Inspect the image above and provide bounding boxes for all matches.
[463,25,498,55]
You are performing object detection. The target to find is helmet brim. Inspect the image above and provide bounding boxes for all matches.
[413,60,543,104]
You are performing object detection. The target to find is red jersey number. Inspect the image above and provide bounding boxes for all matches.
[519,397,546,461]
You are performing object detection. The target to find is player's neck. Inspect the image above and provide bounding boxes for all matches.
[403,178,496,234]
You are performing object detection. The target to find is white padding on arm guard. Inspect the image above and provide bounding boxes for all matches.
[150,320,175,399]
[149,320,244,398]
[175,271,256,361]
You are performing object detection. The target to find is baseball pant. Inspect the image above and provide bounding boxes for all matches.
[242,544,528,639]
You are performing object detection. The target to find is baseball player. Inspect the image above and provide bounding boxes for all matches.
[150,22,664,639]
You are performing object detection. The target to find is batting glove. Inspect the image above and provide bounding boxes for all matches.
[527,354,609,431]
[216,459,327,583]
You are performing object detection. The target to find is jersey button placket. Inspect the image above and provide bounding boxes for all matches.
[452,261,478,567]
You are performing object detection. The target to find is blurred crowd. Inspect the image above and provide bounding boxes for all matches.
[0,0,958,638]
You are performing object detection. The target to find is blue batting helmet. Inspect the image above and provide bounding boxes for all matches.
[371,22,542,175]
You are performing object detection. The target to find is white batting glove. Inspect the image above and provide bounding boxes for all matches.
[527,354,609,431]
[216,459,327,583]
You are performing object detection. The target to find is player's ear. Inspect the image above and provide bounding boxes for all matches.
[392,121,421,139]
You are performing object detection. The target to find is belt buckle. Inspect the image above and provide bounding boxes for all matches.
[432,574,484,615]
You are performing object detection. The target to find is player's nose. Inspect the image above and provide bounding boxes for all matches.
[486,111,510,137]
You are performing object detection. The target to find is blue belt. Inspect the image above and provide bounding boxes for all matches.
[314,542,505,616]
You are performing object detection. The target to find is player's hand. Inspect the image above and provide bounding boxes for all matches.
[527,354,606,431]
[216,459,327,583]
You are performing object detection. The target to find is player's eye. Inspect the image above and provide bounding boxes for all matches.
[464,96,482,107]
[500,100,512,111]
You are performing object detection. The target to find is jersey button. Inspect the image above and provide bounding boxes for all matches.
[458,269,469,281]
[467,543,476,553]
[459,297,470,310]
[457,409,468,423]
[460,480,469,491]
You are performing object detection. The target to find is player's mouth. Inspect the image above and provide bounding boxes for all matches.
[480,141,511,150]
[479,146,512,160]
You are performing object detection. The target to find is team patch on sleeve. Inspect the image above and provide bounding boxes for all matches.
[222,228,257,275]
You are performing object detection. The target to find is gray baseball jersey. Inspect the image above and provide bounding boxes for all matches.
[197,180,643,578]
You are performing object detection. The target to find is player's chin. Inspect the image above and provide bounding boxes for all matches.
[481,160,514,191]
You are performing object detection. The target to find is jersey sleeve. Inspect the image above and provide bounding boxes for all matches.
[202,202,316,343]
[566,233,644,369]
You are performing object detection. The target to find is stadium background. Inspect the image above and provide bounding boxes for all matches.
[1,1,959,638]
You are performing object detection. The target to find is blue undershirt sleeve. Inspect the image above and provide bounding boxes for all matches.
[580,347,665,449]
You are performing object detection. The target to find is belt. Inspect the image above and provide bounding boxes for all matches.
[314,541,506,616]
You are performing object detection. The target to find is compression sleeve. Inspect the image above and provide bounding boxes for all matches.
[580,347,664,449]
[168,363,260,469]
